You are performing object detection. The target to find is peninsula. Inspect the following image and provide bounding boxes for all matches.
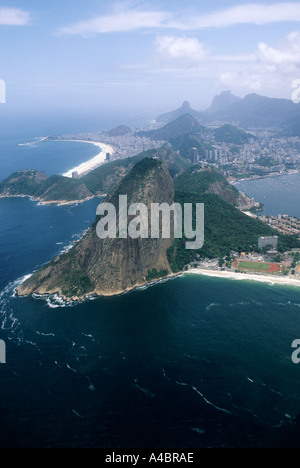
[0,148,189,205]
[16,159,300,300]
[17,158,175,299]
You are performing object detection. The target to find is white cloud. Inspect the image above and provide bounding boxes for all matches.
[0,7,30,26]
[217,32,300,97]
[59,2,300,36]
[154,36,207,62]
[131,29,300,100]
[59,3,169,36]
[258,31,300,71]
[219,71,263,92]
[173,3,300,30]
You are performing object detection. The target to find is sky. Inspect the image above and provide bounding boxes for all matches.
[2,0,300,124]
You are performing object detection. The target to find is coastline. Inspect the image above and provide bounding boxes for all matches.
[16,271,182,304]
[231,169,300,184]
[18,266,300,305]
[15,265,300,305]
[0,193,101,206]
[184,268,300,288]
[60,140,115,178]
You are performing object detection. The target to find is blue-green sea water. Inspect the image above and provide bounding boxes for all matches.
[0,137,100,181]
[236,173,300,218]
[1,135,300,447]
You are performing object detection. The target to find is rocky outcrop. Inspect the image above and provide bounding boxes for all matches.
[0,170,48,197]
[205,181,237,205]
[17,158,175,299]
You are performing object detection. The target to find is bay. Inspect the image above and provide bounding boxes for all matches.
[0,138,101,181]
[236,173,300,218]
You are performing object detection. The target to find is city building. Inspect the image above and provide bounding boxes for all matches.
[191,148,198,163]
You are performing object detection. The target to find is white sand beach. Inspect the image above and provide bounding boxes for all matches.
[62,141,115,178]
[185,268,300,288]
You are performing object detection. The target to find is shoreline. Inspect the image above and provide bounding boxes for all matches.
[184,268,300,288]
[0,193,102,206]
[231,169,300,184]
[16,271,182,304]
[58,140,115,178]
[16,266,300,306]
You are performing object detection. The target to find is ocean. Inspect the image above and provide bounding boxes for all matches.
[1,127,300,448]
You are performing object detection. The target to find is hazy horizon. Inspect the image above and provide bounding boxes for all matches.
[2,1,300,121]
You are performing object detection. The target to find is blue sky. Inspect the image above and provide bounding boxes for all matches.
[2,0,300,120]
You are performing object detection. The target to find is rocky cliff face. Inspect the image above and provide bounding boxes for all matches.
[205,181,237,205]
[17,159,175,299]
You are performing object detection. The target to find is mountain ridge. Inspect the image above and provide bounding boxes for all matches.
[0,149,189,204]
[156,92,300,129]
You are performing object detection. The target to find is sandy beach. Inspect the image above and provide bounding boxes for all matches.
[62,140,115,178]
[185,268,300,288]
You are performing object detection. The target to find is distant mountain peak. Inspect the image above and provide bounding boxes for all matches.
[181,101,192,111]
[209,90,242,114]
[157,101,201,123]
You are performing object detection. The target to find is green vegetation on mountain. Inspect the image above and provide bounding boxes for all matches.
[82,148,188,194]
[34,175,94,202]
[174,165,239,205]
[138,114,202,141]
[214,124,252,144]
[170,133,212,162]
[146,269,169,281]
[107,125,132,137]
[255,157,278,167]
[0,148,189,203]
[0,170,48,197]
[0,171,93,203]
[167,167,300,272]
